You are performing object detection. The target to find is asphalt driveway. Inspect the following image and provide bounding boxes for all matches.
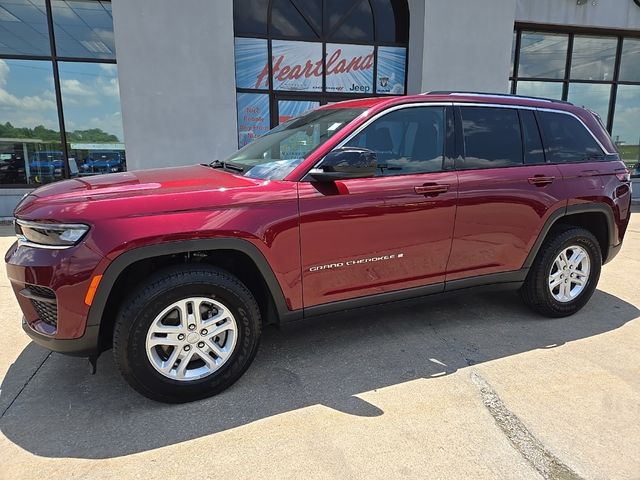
[1,210,639,479]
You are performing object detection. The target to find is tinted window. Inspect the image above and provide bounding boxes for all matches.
[520,110,545,164]
[271,0,317,38]
[537,111,603,163]
[345,107,445,176]
[233,0,269,35]
[459,107,523,169]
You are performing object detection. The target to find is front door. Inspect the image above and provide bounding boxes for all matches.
[298,105,458,308]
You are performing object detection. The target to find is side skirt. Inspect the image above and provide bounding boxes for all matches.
[286,269,529,322]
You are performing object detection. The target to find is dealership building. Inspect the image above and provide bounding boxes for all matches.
[0,0,639,216]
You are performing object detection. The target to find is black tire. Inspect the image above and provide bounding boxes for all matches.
[113,265,261,403]
[520,227,602,318]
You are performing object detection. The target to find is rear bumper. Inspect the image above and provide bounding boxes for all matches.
[22,317,100,356]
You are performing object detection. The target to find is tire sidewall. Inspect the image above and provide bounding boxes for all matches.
[537,230,602,315]
[116,269,260,402]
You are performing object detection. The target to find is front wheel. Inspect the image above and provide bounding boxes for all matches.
[113,265,261,403]
[520,227,602,317]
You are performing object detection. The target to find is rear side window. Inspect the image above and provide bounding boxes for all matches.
[537,111,603,163]
[459,107,523,169]
[346,106,445,176]
[520,109,546,164]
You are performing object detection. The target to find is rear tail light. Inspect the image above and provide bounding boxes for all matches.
[615,169,631,182]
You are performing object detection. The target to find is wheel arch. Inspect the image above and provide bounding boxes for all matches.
[523,203,617,269]
[88,239,297,352]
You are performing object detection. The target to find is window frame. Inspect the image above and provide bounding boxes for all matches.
[511,23,640,134]
[0,0,117,188]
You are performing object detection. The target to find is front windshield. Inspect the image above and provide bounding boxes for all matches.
[224,107,365,180]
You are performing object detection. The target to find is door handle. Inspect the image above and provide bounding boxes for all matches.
[414,184,449,195]
[527,175,555,186]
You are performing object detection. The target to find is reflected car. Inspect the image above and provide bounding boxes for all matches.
[0,152,27,184]
[81,150,126,175]
[29,151,65,183]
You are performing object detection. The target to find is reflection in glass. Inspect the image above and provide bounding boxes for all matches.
[612,85,640,177]
[619,38,640,82]
[233,0,269,35]
[51,0,115,59]
[570,36,617,81]
[329,0,374,42]
[567,83,611,125]
[516,80,563,100]
[0,59,63,185]
[270,0,317,38]
[518,32,568,79]
[58,62,125,175]
[0,0,50,56]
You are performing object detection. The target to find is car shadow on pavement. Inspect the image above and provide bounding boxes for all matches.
[1,288,638,459]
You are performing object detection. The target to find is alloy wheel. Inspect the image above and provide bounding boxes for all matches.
[548,245,591,303]
[145,297,238,381]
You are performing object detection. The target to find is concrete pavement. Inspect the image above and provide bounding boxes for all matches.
[1,211,639,479]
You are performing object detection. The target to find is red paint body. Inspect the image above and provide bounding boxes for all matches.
[5,93,632,346]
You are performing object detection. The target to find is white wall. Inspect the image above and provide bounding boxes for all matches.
[516,0,640,30]
[111,0,238,171]
[414,0,516,94]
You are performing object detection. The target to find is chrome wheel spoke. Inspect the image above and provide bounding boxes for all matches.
[147,336,182,348]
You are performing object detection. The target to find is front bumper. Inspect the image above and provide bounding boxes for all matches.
[6,239,107,351]
[22,317,100,356]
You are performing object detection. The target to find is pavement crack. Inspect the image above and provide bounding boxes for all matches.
[470,371,584,480]
[0,352,51,419]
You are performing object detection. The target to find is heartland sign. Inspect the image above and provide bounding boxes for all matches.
[256,40,375,93]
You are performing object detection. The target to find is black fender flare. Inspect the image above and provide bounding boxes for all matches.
[522,203,617,269]
[86,238,299,332]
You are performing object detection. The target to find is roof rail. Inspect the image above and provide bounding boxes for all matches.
[422,91,573,105]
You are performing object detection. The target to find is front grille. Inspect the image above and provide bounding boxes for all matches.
[32,299,58,328]
[25,285,58,328]
[27,285,56,300]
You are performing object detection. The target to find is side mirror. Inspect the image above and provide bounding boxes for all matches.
[307,147,377,182]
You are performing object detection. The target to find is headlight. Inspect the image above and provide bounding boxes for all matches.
[110,167,119,172]
[15,220,90,248]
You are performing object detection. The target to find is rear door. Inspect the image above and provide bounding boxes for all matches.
[298,104,458,307]
[446,105,566,282]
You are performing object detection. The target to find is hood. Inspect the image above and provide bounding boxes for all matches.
[15,165,264,217]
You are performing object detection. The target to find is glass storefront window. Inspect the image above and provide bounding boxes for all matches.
[619,38,640,83]
[612,85,640,177]
[0,0,50,56]
[570,35,617,81]
[0,59,63,185]
[518,32,568,79]
[58,62,125,175]
[567,83,611,125]
[516,80,563,100]
[232,0,408,147]
[51,0,115,59]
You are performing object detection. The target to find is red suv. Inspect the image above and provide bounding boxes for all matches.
[6,92,632,402]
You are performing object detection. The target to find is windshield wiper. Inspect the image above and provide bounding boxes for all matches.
[206,159,245,173]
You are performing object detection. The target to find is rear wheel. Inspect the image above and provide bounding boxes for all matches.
[113,265,261,403]
[521,227,602,317]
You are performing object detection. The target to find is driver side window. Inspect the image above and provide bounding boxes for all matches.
[345,106,445,176]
